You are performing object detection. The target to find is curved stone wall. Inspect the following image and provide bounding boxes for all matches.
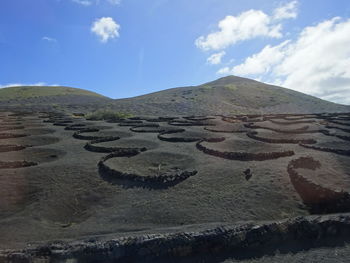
[0,144,26,152]
[84,137,143,153]
[196,138,294,161]
[0,160,37,169]
[0,133,27,139]
[247,131,316,144]
[287,156,350,213]
[270,119,316,125]
[98,152,197,186]
[299,143,350,156]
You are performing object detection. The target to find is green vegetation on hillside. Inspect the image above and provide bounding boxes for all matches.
[224,84,238,91]
[0,86,105,100]
[0,76,347,115]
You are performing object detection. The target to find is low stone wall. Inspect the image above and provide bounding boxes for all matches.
[322,130,350,142]
[84,137,134,153]
[168,120,214,126]
[299,143,350,156]
[244,123,321,134]
[287,156,350,213]
[0,144,26,152]
[72,128,101,140]
[326,125,350,133]
[118,120,143,127]
[270,119,316,125]
[146,117,177,122]
[183,116,215,121]
[196,138,294,161]
[330,120,350,127]
[336,134,350,141]
[0,133,27,139]
[64,124,87,131]
[204,127,246,133]
[2,214,350,263]
[157,129,202,143]
[43,118,71,124]
[0,126,25,132]
[0,160,37,169]
[98,152,197,186]
[53,120,74,126]
[0,122,22,126]
[222,117,242,123]
[129,124,166,133]
[247,131,316,144]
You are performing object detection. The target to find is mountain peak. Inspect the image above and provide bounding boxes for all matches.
[203,75,259,86]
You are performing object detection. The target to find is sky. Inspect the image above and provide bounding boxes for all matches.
[0,0,350,104]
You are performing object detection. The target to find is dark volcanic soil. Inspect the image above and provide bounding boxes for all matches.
[0,111,350,262]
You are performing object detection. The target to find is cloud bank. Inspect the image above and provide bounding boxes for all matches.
[217,17,350,105]
[195,1,297,52]
[0,83,60,89]
[72,0,120,6]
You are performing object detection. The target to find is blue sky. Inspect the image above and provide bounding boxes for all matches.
[0,0,350,104]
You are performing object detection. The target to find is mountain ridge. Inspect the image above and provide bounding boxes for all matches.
[111,75,349,115]
[0,76,348,115]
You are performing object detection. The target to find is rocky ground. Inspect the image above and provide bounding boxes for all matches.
[0,110,350,262]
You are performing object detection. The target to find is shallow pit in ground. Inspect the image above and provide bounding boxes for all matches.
[294,155,350,193]
[168,120,215,126]
[287,154,350,214]
[91,138,159,150]
[73,129,132,140]
[254,120,322,132]
[299,137,350,156]
[204,123,248,133]
[200,136,286,153]
[130,124,169,133]
[247,129,317,144]
[103,150,197,179]
[309,140,350,151]
[158,129,223,142]
[269,118,317,125]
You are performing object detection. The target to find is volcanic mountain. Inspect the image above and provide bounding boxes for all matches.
[112,76,350,115]
[0,76,348,114]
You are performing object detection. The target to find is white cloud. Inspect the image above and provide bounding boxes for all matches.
[217,17,350,105]
[273,1,298,20]
[229,41,290,75]
[207,51,226,65]
[195,2,299,51]
[71,0,121,6]
[217,67,231,74]
[72,0,93,6]
[195,10,283,51]
[106,0,120,5]
[42,36,57,42]
[0,83,59,89]
[91,17,120,43]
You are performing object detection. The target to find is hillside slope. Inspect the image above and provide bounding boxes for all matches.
[0,86,111,111]
[0,77,348,115]
[111,76,349,115]
[0,86,106,100]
